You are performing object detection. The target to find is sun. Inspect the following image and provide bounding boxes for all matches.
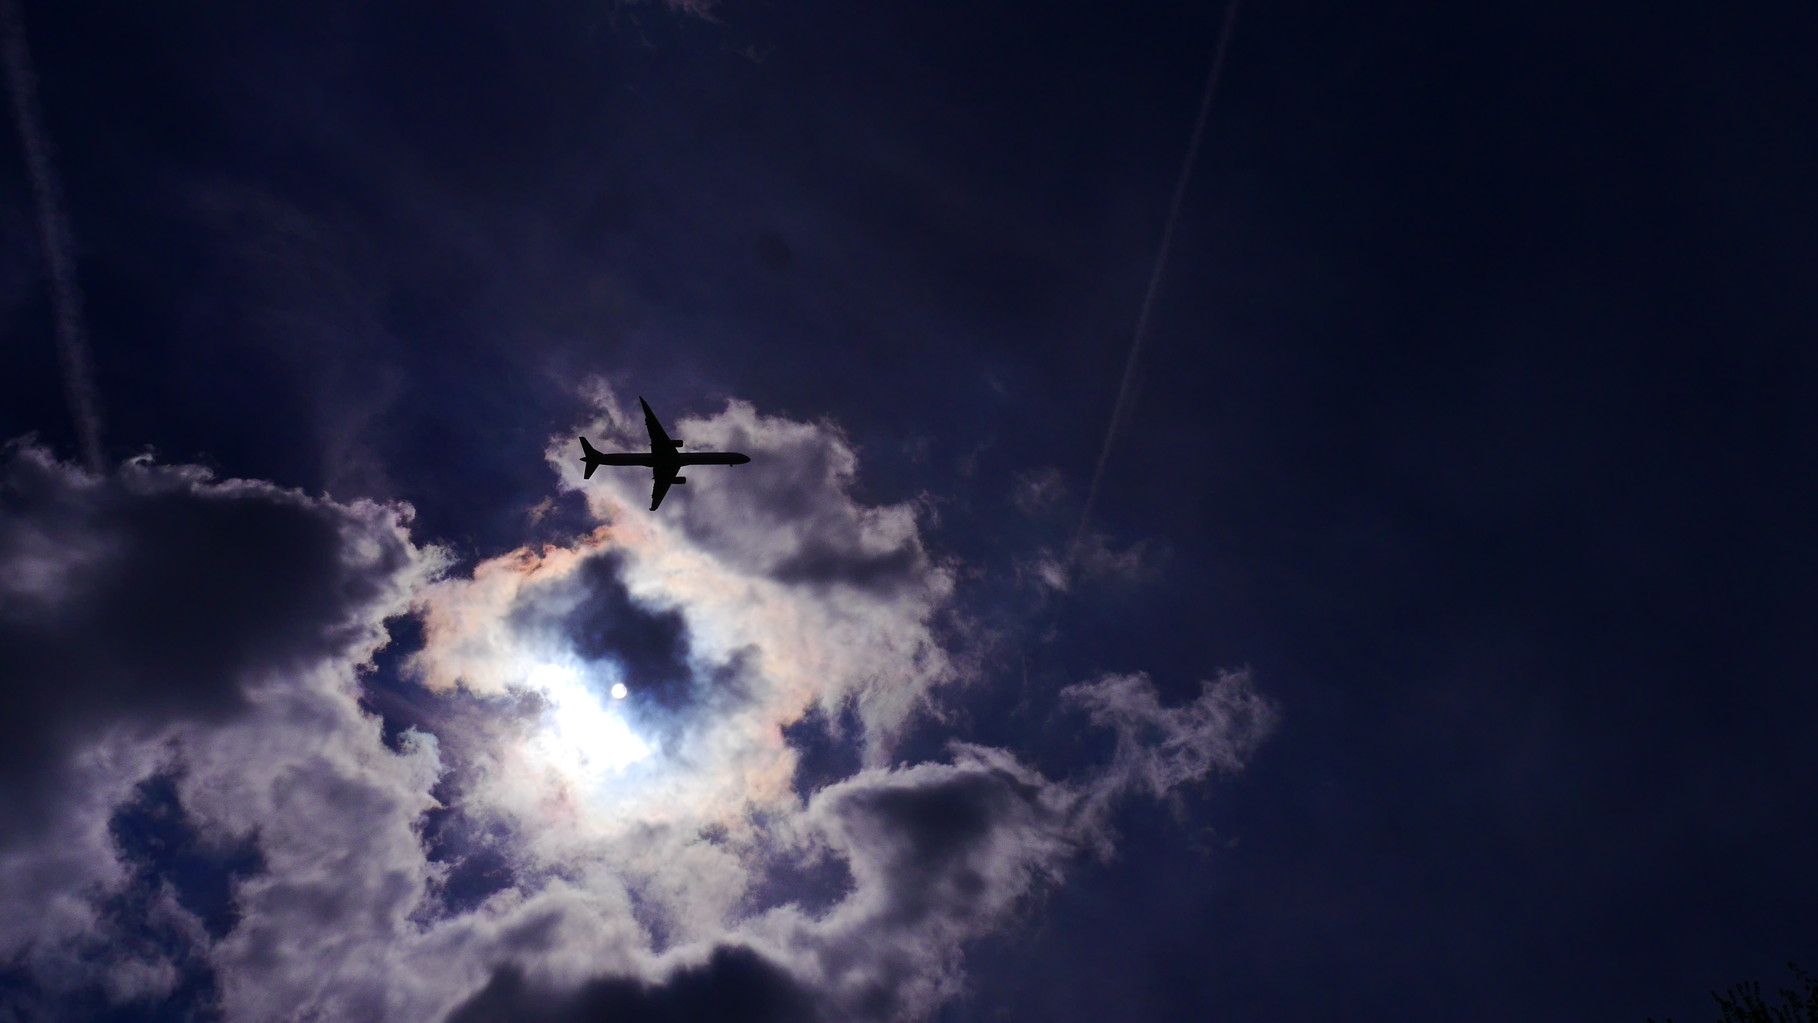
[523,663,652,782]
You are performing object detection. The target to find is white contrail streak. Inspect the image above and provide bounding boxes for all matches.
[2,0,103,472]
[1070,0,1242,568]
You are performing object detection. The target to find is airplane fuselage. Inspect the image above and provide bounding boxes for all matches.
[584,450,751,471]
[578,398,751,510]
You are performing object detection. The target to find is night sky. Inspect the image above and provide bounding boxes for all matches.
[2,1,1814,1021]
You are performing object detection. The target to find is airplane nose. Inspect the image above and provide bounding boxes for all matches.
[734,454,751,464]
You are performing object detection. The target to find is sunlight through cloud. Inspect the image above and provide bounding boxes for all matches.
[523,663,651,782]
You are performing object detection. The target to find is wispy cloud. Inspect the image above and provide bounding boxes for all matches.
[1026,531,1168,594]
[1,0,103,470]
[1073,0,1244,565]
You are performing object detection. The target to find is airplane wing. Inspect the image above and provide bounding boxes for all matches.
[649,472,674,512]
[639,397,675,452]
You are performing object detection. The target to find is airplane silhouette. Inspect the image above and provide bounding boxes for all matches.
[579,398,751,510]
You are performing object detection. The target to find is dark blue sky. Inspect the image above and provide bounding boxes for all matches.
[2,0,1814,1020]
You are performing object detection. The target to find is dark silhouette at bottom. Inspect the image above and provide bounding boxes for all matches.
[1650,962,1818,1023]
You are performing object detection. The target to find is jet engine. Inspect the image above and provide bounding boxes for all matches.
[671,477,686,485]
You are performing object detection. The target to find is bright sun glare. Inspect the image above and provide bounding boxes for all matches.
[524,664,651,782]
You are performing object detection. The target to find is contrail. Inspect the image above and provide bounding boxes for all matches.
[2,0,103,472]
[1070,0,1241,569]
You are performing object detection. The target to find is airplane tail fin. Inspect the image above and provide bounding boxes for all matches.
[579,437,602,479]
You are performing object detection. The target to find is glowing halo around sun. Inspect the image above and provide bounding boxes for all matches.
[522,663,651,784]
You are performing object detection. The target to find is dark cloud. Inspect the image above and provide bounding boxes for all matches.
[447,946,820,1023]
[0,442,423,842]
[825,763,1053,930]
[770,535,922,595]
[0,442,437,1013]
[782,750,1082,1022]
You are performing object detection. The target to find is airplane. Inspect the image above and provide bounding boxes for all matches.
[578,398,751,511]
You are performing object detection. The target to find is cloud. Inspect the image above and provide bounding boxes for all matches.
[1025,531,1167,593]
[438,674,1275,1023]
[0,439,430,816]
[776,746,1081,1020]
[0,442,426,832]
[0,440,437,1004]
[447,946,819,1023]
[415,393,958,771]
[2,0,105,470]
[0,397,1275,1022]
[1011,467,1066,517]
[1063,670,1279,803]
[398,394,971,966]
